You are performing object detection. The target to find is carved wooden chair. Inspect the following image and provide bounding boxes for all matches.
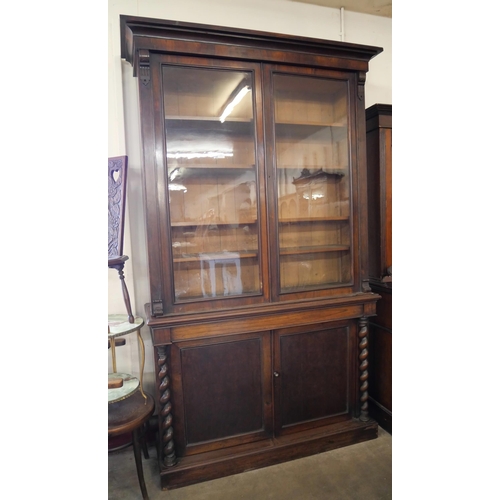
[108,156,134,323]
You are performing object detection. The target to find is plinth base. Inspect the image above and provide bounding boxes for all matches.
[160,418,378,490]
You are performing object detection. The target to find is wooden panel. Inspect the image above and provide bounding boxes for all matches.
[171,332,272,455]
[274,322,352,434]
[170,304,364,341]
[160,418,378,489]
[366,104,391,281]
[368,324,392,411]
[368,285,391,433]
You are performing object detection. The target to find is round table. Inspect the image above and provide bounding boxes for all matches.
[109,391,155,500]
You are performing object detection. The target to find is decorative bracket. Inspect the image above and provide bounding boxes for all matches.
[357,72,366,101]
[138,49,150,86]
[362,278,371,293]
[152,299,164,316]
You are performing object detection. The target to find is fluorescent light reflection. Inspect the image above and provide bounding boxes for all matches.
[169,183,187,192]
[167,150,234,160]
[220,85,251,123]
[302,193,324,200]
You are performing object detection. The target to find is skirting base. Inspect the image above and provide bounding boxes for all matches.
[160,418,378,490]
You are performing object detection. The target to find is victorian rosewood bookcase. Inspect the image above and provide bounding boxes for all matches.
[120,15,383,490]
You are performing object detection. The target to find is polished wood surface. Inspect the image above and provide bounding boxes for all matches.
[120,15,383,489]
[108,391,155,499]
[274,322,351,434]
[366,104,392,433]
[108,391,155,437]
[366,104,392,283]
[170,332,273,456]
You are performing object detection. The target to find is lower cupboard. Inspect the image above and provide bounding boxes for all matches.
[149,299,379,490]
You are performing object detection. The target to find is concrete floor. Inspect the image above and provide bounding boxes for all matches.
[108,427,392,499]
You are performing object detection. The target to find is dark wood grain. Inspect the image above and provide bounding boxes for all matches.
[275,323,350,433]
[120,15,383,489]
[366,104,392,433]
[170,333,272,456]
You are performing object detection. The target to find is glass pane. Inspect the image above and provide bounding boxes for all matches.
[163,65,260,301]
[273,74,352,293]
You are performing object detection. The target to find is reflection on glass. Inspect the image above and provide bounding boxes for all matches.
[273,74,352,292]
[163,65,260,301]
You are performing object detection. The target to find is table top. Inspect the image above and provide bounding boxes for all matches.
[108,373,140,403]
[108,391,155,436]
[108,314,144,339]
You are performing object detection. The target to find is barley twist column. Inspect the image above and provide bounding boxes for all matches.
[157,346,177,467]
[358,316,369,422]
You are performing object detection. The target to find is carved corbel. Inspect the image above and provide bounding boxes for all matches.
[138,49,151,86]
[357,72,366,101]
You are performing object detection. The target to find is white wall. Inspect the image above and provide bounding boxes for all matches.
[108,0,392,393]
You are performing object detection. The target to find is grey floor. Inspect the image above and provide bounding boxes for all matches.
[108,426,392,499]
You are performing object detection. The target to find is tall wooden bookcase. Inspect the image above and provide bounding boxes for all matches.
[120,15,383,490]
[366,103,392,433]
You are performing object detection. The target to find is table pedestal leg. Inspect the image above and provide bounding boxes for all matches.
[137,330,147,401]
[110,337,117,373]
[132,427,149,500]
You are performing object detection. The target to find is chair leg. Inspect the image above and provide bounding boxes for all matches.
[132,428,149,500]
[142,423,150,459]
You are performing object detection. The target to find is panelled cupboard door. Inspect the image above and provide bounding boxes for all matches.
[273,321,356,436]
[169,331,273,456]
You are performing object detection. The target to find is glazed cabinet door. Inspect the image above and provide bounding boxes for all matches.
[170,331,273,456]
[147,55,268,314]
[264,66,360,300]
[273,321,356,436]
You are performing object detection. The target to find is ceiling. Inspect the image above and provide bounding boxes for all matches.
[288,0,392,18]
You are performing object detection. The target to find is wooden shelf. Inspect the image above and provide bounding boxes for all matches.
[277,165,347,173]
[280,245,350,256]
[171,219,257,227]
[174,251,258,263]
[275,120,346,128]
[168,164,255,170]
[279,216,349,223]
[166,116,253,123]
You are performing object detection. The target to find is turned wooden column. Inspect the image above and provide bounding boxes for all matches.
[358,316,369,422]
[108,256,134,323]
[156,346,177,467]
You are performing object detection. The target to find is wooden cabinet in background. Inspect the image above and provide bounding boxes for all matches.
[366,103,392,433]
[120,15,383,490]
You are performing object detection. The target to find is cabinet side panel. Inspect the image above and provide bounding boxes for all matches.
[180,338,264,445]
[382,128,392,272]
[366,128,381,278]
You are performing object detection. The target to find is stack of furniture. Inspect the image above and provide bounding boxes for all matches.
[120,15,383,490]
